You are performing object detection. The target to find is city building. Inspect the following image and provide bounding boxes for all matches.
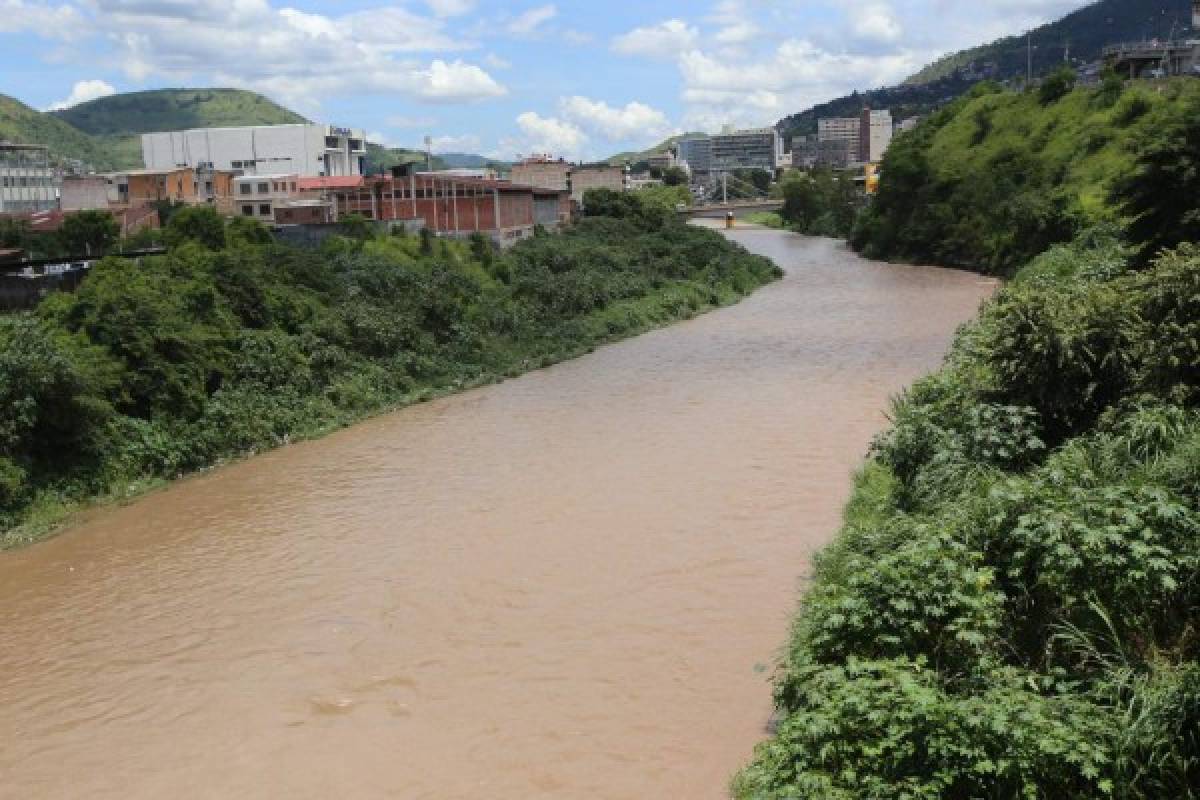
[142,124,368,178]
[328,170,570,246]
[232,173,299,222]
[568,164,627,205]
[510,156,571,191]
[646,152,677,172]
[60,175,111,212]
[896,117,921,134]
[0,143,59,214]
[817,117,860,166]
[859,109,894,164]
[790,135,818,169]
[676,136,713,179]
[710,128,782,174]
[101,167,197,208]
[816,138,857,169]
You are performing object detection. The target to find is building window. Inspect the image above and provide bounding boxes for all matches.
[257,183,269,194]
[259,204,271,216]
[241,205,254,216]
[239,184,251,195]
[325,136,340,149]
[232,161,243,169]
[290,182,296,192]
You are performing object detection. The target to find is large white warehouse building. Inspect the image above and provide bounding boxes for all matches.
[142,124,368,178]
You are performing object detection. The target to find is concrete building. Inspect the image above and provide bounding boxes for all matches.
[142,124,367,178]
[859,109,894,164]
[816,138,857,169]
[676,137,713,178]
[104,167,197,207]
[568,164,627,206]
[232,173,299,222]
[274,199,335,226]
[790,135,818,169]
[0,143,59,214]
[896,116,921,134]
[60,175,111,212]
[329,171,570,247]
[646,152,677,172]
[710,128,781,174]
[818,117,860,166]
[510,157,571,191]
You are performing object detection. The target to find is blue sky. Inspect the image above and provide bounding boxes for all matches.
[2,0,1094,160]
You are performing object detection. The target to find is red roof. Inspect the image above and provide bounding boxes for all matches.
[298,176,364,191]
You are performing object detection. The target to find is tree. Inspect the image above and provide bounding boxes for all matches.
[661,166,689,187]
[337,213,373,241]
[1112,93,1200,262]
[59,211,119,257]
[165,206,227,251]
[1038,66,1076,106]
[0,217,32,251]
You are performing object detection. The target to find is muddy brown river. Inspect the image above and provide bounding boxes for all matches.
[0,228,994,799]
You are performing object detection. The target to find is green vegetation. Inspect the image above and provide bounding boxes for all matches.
[777,170,860,238]
[738,66,1200,800]
[52,88,307,136]
[735,230,1200,800]
[852,78,1200,276]
[606,132,706,167]
[0,196,779,546]
[0,94,121,169]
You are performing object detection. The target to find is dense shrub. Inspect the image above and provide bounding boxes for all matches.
[739,242,1200,799]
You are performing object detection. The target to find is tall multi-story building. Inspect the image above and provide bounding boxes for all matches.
[859,109,894,164]
[790,135,818,169]
[817,117,860,167]
[142,124,367,179]
[676,136,713,178]
[0,143,59,213]
[710,128,781,174]
[510,156,571,191]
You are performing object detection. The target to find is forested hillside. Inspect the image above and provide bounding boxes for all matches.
[853,74,1199,275]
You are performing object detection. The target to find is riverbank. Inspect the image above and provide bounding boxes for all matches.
[0,198,780,549]
[734,232,1200,798]
[0,228,992,799]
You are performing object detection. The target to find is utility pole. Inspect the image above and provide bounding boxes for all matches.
[1027,33,1033,84]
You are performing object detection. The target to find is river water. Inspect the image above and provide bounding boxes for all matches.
[0,228,994,799]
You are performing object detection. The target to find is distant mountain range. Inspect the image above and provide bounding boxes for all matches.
[775,0,1193,142]
[0,87,491,173]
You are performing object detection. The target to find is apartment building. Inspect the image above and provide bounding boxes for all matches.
[510,157,571,191]
[232,173,299,222]
[817,117,861,167]
[142,124,367,178]
[859,109,894,164]
[0,143,59,214]
[710,128,781,174]
[790,135,818,169]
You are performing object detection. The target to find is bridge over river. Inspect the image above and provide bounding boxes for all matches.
[0,224,994,799]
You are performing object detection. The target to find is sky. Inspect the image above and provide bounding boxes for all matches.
[1,0,1096,160]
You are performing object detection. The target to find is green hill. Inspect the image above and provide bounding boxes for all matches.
[52,88,308,136]
[0,93,123,169]
[852,76,1198,274]
[777,0,1191,142]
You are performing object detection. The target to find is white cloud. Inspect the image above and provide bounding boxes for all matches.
[713,21,760,46]
[426,0,474,17]
[513,111,586,157]
[0,0,83,36]
[42,0,504,110]
[432,133,482,152]
[559,96,673,142]
[854,3,902,45]
[45,78,117,110]
[507,4,556,35]
[612,19,698,59]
